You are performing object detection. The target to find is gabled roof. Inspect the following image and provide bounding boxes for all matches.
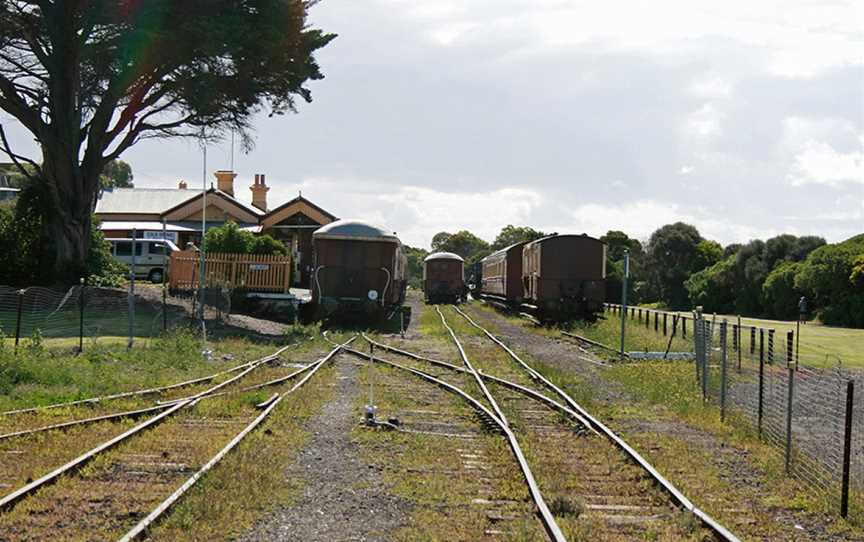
[160,187,262,217]
[95,188,196,215]
[261,194,338,229]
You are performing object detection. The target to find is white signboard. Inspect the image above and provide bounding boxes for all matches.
[144,231,178,242]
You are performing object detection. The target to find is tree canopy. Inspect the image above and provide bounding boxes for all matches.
[430,230,490,265]
[100,160,134,189]
[491,225,547,250]
[0,1,335,283]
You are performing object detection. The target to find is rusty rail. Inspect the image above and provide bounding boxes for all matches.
[458,307,740,542]
[433,306,567,542]
[0,343,294,512]
[339,341,566,542]
[117,337,355,541]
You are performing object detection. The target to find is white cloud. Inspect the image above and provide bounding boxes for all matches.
[789,138,864,186]
[379,186,543,247]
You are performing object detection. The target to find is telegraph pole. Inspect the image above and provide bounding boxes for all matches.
[620,248,629,359]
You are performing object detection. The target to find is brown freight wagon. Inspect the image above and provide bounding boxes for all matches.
[479,241,528,304]
[522,234,606,320]
[423,252,466,304]
[309,219,407,321]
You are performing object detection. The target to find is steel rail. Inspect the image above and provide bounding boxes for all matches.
[0,403,173,441]
[434,306,509,427]
[0,363,319,441]
[117,337,356,541]
[340,346,566,542]
[560,330,626,358]
[457,308,740,542]
[0,343,293,512]
[0,341,307,417]
[359,335,599,437]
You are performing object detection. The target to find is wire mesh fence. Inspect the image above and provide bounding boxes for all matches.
[0,283,213,350]
[605,303,864,522]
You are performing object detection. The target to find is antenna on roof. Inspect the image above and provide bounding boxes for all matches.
[299,189,302,197]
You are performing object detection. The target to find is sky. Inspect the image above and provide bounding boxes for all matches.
[5,0,864,248]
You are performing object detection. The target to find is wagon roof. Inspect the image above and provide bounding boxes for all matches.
[313,219,400,243]
[424,251,464,262]
[525,233,605,247]
[481,240,528,262]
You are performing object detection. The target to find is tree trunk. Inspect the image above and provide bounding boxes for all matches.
[40,147,97,285]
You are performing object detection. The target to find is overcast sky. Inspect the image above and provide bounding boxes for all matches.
[6,0,864,248]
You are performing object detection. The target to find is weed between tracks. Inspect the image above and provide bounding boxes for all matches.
[147,364,337,541]
[464,301,864,539]
[354,351,546,541]
[0,336,336,541]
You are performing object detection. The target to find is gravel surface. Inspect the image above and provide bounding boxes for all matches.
[237,358,408,542]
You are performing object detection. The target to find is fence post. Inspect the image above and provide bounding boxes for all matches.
[758,330,765,439]
[701,318,708,400]
[694,313,703,388]
[768,329,775,365]
[663,313,668,336]
[737,317,742,372]
[654,311,659,332]
[750,327,756,355]
[646,310,650,329]
[784,366,795,473]
[682,316,687,338]
[786,331,794,369]
[14,288,23,353]
[128,229,136,349]
[78,277,85,353]
[720,321,728,421]
[841,380,854,518]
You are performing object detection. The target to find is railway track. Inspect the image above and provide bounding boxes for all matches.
[0,337,355,540]
[353,306,739,541]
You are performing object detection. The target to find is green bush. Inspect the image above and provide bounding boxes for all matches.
[0,180,124,286]
[204,221,287,255]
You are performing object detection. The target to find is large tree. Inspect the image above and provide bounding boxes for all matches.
[490,225,546,250]
[0,1,334,282]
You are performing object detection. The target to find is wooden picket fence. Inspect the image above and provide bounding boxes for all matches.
[169,251,292,293]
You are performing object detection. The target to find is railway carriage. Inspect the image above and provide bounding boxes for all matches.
[522,234,606,320]
[309,219,408,321]
[423,252,466,304]
[479,241,528,306]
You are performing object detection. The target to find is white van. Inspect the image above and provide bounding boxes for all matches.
[107,238,180,283]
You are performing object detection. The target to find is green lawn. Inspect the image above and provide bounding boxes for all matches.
[659,310,864,368]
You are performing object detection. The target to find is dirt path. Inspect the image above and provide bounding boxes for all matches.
[238,357,408,541]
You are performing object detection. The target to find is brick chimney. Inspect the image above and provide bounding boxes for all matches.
[178,180,187,189]
[251,173,269,212]
[214,170,236,196]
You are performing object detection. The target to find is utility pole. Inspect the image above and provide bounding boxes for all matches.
[620,248,629,359]
[199,138,208,347]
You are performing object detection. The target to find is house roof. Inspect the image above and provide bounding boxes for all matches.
[159,187,263,218]
[95,188,197,215]
[264,195,338,222]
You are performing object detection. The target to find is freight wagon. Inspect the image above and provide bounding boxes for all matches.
[522,234,606,320]
[308,219,408,321]
[423,252,466,304]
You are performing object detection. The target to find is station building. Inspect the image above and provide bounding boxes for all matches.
[94,170,337,287]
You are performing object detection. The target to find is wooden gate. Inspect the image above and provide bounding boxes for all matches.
[169,251,292,293]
